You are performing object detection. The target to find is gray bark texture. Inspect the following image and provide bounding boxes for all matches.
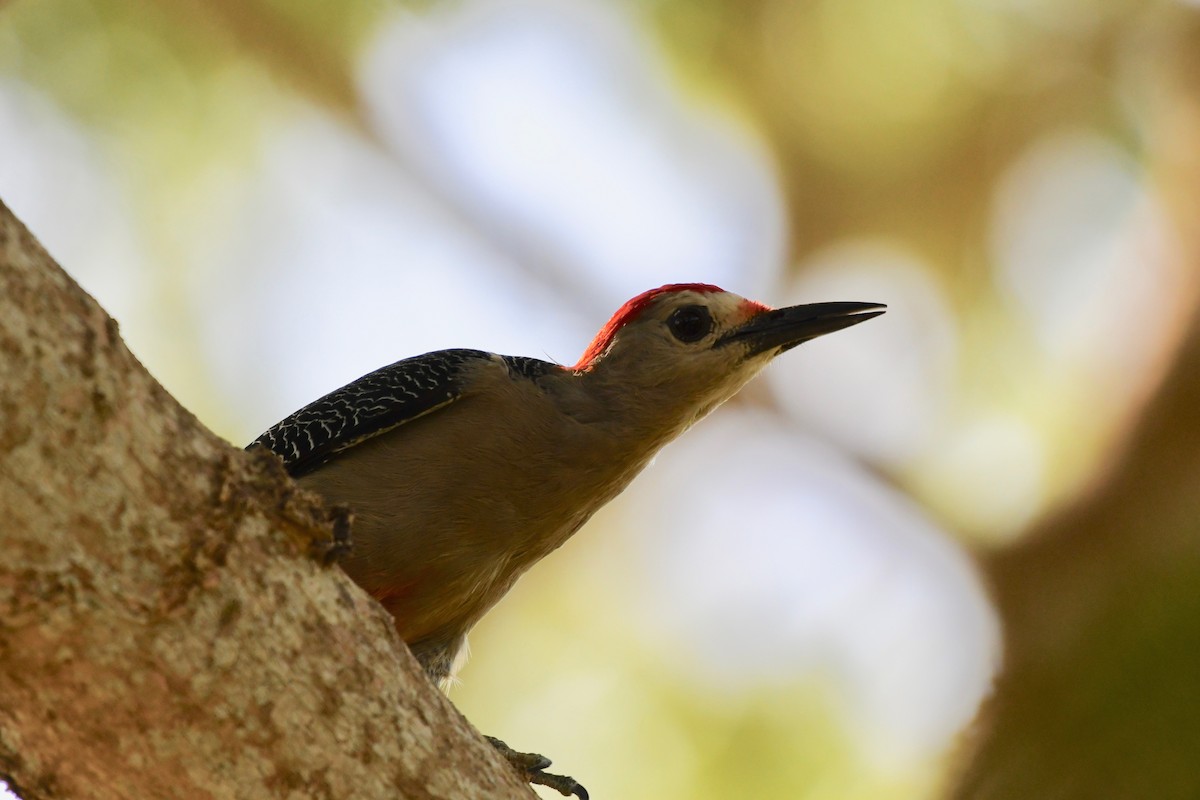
[0,198,533,800]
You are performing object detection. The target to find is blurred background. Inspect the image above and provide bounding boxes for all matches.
[3,0,1200,798]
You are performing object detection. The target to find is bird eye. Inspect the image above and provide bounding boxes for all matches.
[666,305,713,343]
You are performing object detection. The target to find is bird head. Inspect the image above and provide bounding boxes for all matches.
[574,284,884,433]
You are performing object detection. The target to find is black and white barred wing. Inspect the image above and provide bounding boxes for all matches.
[247,348,495,478]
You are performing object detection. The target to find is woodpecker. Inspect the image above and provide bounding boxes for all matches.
[249,284,883,798]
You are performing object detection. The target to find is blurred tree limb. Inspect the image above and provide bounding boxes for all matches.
[949,24,1200,799]
[0,199,533,799]
[951,311,1200,800]
[160,0,363,119]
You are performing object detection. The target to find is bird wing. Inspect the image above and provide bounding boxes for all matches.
[247,348,504,478]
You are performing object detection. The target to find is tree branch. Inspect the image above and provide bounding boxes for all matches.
[946,26,1200,799]
[0,198,533,799]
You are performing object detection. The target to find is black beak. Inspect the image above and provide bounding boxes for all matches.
[717,302,886,357]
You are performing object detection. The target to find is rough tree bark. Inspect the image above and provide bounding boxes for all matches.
[0,199,534,799]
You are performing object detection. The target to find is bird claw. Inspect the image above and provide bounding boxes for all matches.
[313,504,354,565]
[528,769,589,799]
[485,736,589,799]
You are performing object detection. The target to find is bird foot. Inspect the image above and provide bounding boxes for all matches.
[312,503,354,565]
[485,736,589,799]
